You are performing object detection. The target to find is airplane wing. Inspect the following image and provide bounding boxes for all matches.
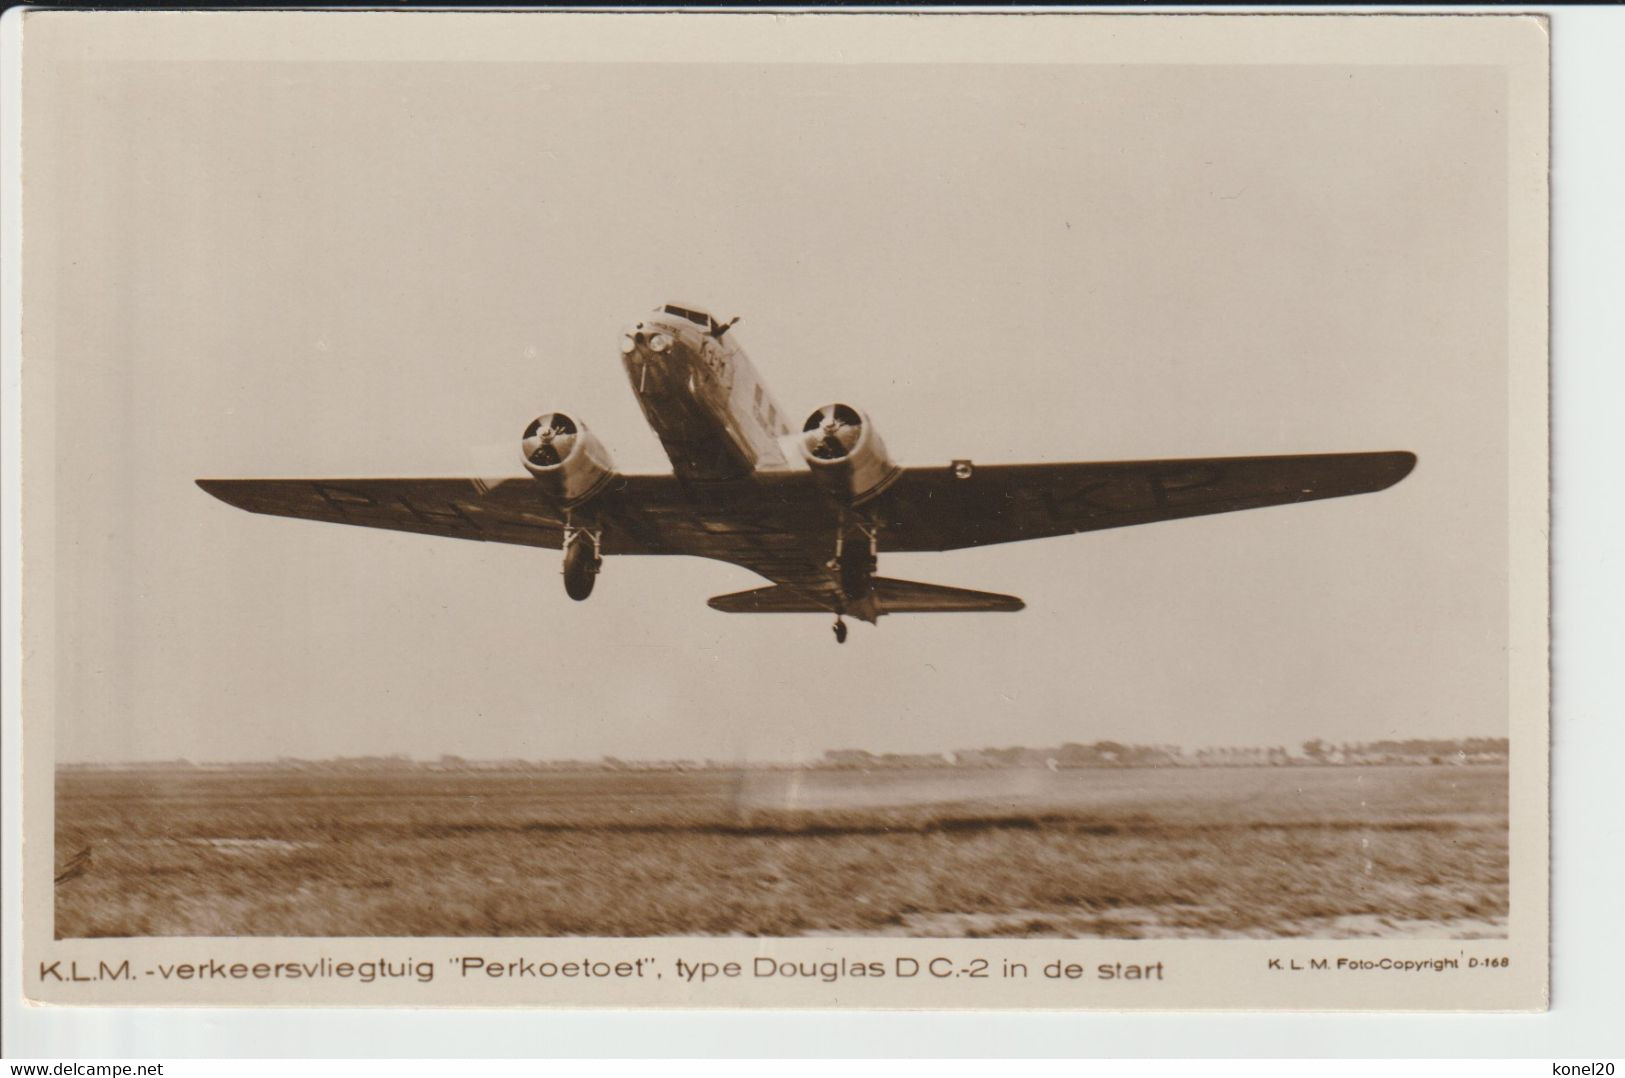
[194,475,687,555]
[864,451,1417,552]
[197,451,1413,582]
[195,473,850,608]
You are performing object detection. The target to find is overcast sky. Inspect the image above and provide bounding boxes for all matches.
[27,49,1513,763]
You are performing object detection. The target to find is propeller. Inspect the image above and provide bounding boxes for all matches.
[802,404,863,460]
[522,413,578,468]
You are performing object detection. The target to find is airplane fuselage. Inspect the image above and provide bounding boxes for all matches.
[620,304,797,482]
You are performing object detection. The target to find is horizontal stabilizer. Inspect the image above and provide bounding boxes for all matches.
[708,578,1024,615]
[707,585,832,614]
[871,577,1025,613]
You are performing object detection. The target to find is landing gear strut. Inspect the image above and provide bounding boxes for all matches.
[561,523,602,601]
[826,523,881,574]
[832,618,848,644]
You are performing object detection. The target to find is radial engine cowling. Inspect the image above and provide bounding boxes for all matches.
[799,403,900,504]
[521,412,616,506]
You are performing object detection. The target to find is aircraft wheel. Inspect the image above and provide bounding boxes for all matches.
[562,538,601,601]
[833,619,847,644]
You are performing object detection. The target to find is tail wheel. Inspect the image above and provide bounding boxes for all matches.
[562,534,601,601]
[833,618,848,644]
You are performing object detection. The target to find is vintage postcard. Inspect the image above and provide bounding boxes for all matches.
[9,11,1548,1009]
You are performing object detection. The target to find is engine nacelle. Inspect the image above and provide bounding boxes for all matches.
[521,412,616,506]
[799,403,900,504]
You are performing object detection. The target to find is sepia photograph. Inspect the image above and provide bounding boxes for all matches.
[13,11,1548,1010]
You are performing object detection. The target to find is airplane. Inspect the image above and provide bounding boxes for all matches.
[197,302,1417,644]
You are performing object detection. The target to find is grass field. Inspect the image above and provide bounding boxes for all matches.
[54,764,1508,939]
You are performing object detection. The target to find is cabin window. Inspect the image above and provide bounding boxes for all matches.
[663,305,710,327]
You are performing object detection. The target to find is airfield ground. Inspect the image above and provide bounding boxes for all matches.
[54,764,1507,939]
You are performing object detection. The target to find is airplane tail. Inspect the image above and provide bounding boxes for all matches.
[708,578,1024,615]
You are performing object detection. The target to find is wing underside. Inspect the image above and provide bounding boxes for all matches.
[865,451,1417,551]
[193,475,726,556]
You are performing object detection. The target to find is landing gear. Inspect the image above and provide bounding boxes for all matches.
[826,523,880,572]
[827,523,881,601]
[826,522,878,644]
[561,523,602,601]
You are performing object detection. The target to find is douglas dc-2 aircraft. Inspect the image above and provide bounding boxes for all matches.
[198,303,1416,643]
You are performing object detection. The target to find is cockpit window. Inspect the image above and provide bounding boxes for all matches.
[663,305,711,327]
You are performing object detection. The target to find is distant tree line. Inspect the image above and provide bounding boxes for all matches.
[816,737,1509,771]
[59,737,1509,773]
